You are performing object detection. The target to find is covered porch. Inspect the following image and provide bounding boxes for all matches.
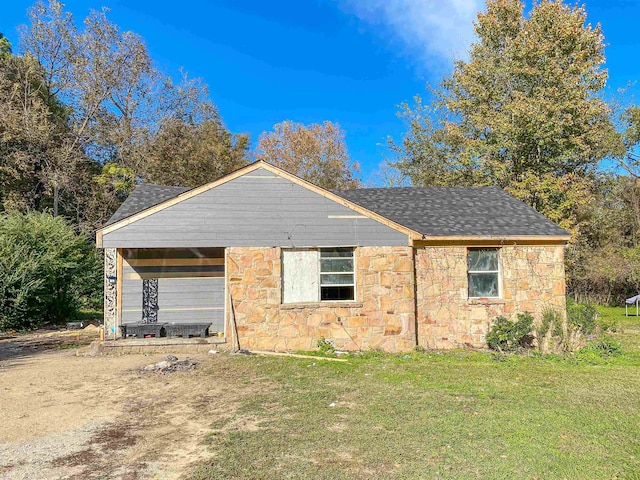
[105,247,227,341]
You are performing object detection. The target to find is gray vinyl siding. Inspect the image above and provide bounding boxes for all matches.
[121,264,142,324]
[121,259,225,332]
[122,274,224,332]
[157,278,224,332]
[103,168,408,248]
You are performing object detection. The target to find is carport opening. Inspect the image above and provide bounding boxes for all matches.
[120,248,225,338]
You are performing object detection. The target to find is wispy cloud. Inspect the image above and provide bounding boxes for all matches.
[335,0,485,68]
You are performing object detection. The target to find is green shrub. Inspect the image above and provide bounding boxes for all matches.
[540,306,564,338]
[596,316,618,333]
[567,301,598,335]
[316,337,335,355]
[72,249,103,311]
[573,336,623,364]
[536,306,567,353]
[0,211,101,331]
[486,312,534,352]
[538,308,552,339]
[584,336,622,357]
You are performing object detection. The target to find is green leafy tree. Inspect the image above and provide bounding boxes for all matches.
[143,114,250,188]
[393,0,624,236]
[615,105,640,178]
[0,33,11,58]
[86,163,136,227]
[18,0,157,219]
[5,0,247,229]
[0,51,70,213]
[567,175,640,303]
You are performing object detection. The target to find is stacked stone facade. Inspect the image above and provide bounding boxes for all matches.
[415,244,566,349]
[103,248,118,339]
[106,243,567,352]
[226,246,416,352]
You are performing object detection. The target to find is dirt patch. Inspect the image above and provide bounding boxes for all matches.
[0,327,99,362]
[0,344,262,480]
[52,448,98,468]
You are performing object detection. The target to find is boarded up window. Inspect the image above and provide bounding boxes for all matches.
[282,249,318,303]
[282,248,355,303]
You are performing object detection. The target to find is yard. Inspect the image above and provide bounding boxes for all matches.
[1,308,639,479]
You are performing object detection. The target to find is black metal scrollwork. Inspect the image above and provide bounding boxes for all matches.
[142,278,159,323]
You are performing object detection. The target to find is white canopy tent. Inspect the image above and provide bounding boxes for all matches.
[626,294,640,316]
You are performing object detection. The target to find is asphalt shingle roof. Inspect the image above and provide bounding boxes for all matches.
[335,186,569,237]
[105,184,189,226]
[105,181,568,237]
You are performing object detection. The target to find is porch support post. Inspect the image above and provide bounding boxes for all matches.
[104,247,118,338]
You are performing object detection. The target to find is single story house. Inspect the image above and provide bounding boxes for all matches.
[96,161,570,352]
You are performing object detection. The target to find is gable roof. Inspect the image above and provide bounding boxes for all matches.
[336,186,569,238]
[105,184,189,226]
[98,161,420,246]
[99,161,570,245]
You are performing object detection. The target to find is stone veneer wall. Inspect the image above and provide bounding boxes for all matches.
[415,244,566,349]
[226,246,416,352]
[103,248,118,338]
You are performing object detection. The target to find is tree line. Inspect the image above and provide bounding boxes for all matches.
[0,0,360,234]
[390,0,640,304]
[2,0,640,316]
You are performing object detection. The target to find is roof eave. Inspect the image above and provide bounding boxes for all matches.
[414,234,571,246]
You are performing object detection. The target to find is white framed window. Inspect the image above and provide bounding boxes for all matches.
[282,247,355,303]
[319,248,355,301]
[468,248,500,298]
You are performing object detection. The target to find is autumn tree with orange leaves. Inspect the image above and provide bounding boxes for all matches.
[257,120,361,190]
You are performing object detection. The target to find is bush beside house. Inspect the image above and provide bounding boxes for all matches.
[0,211,101,331]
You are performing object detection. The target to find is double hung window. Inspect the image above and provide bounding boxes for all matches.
[468,248,500,298]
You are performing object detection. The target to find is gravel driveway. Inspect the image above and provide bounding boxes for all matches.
[0,332,241,480]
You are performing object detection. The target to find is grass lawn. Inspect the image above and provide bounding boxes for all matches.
[597,305,640,331]
[189,308,640,479]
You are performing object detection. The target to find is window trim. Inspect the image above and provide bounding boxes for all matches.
[281,247,357,304]
[467,247,501,299]
[318,247,356,302]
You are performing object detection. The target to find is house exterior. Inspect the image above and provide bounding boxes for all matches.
[96,161,570,352]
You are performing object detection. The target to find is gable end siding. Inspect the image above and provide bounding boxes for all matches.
[102,168,409,248]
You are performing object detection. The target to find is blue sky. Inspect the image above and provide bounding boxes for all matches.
[2,0,640,183]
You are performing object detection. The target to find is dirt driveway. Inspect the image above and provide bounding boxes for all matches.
[0,331,242,480]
